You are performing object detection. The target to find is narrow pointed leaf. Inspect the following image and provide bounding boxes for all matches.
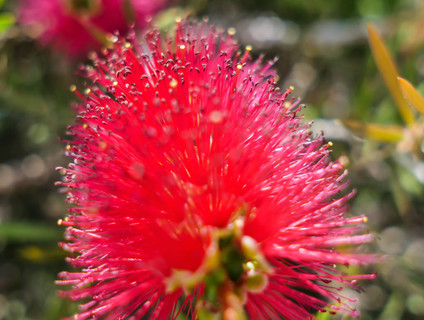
[0,222,62,242]
[398,77,424,116]
[367,23,415,125]
[342,120,404,142]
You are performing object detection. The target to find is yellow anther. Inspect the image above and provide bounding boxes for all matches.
[179,44,185,50]
[245,45,252,51]
[113,81,118,86]
[328,141,333,147]
[227,27,236,35]
[170,78,178,88]
[84,88,91,95]
[107,34,118,43]
[209,110,223,124]
[99,141,107,150]
[236,64,243,70]
[57,219,63,225]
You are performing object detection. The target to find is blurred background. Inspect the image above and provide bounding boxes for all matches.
[1,0,424,319]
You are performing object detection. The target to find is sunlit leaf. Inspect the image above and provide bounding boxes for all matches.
[315,310,332,320]
[342,119,404,142]
[0,12,15,33]
[398,77,424,116]
[367,23,415,125]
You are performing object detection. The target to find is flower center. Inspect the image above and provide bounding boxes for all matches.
[166,218,272,318]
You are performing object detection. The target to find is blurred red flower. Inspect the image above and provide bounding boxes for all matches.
[18,0,170,58]
[57,19,375,319]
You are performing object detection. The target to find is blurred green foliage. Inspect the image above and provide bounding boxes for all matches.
[1,0,424,319]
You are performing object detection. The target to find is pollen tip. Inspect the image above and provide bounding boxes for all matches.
[99,141,108,150]
[69,85,77,92]
[170,78,178,88]
[227,27,236,35]
[209,110,223,123]
[106,34,119,43]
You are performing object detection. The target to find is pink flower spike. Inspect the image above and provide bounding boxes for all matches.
[18,0,172,58]
[58,19,375,320]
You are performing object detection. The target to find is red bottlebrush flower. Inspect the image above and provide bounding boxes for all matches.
[18,0,170,58]
[57,19,375,320]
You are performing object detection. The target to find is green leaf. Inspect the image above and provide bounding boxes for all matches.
[316,311,332,320]
[0,222,62,242]
[0,12,15,33]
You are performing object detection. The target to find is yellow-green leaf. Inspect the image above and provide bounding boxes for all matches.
[398,76,424,116]
[342,119,404,142]
[367,23,415,125]
[0,12,15,33]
